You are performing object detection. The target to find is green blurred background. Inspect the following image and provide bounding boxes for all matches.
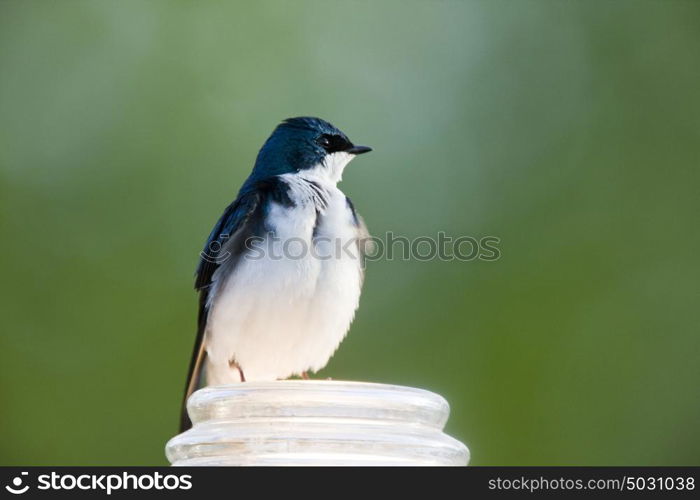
[1,0,699,465]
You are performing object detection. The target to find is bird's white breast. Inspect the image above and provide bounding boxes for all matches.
[205,159,363,384]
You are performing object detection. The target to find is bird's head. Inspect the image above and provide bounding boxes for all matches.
[249,117,372,183]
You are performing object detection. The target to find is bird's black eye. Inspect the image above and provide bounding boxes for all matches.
[317,134,350,153]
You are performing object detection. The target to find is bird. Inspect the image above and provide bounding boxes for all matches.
[180,117,372,431]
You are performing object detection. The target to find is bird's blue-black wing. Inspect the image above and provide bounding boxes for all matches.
[180,188,263,431]
[195,192,262,292]
[180,177,293,431]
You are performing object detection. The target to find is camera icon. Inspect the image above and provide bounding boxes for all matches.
[5,472,29,495]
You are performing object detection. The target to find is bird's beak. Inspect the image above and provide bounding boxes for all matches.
[346,145,372,155]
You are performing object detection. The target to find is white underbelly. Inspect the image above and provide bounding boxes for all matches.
[205,187,362,384]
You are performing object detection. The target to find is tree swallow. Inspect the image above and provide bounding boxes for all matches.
[180,117,372,431]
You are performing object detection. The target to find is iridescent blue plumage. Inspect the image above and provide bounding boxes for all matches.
[245,117,350,184]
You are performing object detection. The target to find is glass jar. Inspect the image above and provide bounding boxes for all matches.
[166,380,469,466]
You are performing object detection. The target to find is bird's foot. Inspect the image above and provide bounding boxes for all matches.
[229,359,246,382]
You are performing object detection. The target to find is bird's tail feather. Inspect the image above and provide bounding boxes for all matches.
[179,334,206,433]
